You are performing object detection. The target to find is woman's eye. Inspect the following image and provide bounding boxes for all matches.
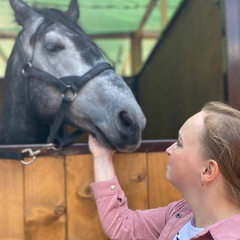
[176,140,181,147]
[46,43,65,52]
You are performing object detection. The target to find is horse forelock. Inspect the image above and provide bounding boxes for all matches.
[37,8,81,32]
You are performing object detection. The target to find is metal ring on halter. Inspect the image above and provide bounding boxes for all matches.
[22,62,32,75]
[62,90,77,101]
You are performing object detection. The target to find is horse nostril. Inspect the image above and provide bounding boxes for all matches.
[119,111,133,133]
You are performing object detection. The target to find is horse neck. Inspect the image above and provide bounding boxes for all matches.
[0,48,50,144]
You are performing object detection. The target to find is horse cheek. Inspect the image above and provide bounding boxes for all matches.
[28,80,61,119]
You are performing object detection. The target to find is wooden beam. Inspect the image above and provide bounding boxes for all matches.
[130,0,157,75]
[135,0,157,38]
[91,32,159,39]
[160,0,168,29]
[0,31,160,40]
[0,32,17,39]
[121,52,131,76]
[131,34,142,75]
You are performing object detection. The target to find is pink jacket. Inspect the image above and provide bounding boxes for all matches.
[91,177,240,240]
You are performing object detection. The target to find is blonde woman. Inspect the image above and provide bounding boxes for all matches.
[89,101,240,240]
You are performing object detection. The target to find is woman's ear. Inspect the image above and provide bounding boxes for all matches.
[201,160,219,184]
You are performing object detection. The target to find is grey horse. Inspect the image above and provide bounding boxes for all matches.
[0,0,146,152]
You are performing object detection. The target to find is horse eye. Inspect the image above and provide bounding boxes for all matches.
[46,43,65,53]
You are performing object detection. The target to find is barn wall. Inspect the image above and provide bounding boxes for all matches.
[0,141,181,239]
[136,0,225,139]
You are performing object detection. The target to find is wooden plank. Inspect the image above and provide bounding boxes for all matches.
[148,152,182,208]
[0,160,24,239]
[24,156,66,240]
[66,154,107,240]
[114,152,148,210]
[66,153,148,239]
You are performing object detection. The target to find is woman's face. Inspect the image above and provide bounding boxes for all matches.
[165,111,207,193]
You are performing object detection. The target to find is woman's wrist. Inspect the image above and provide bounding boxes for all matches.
[93,156,115,182]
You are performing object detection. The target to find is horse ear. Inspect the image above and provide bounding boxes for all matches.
[10,0,40,28]
[67,0,80,22]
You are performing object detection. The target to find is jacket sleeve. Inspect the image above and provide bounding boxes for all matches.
[91,176,182,240]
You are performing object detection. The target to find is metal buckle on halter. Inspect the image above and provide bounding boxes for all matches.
[22,61,32,75]
[20,143,57,165]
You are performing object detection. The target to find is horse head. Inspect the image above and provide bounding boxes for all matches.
[1,0,146,152]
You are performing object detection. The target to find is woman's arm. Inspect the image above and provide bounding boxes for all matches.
[88,135,176,239]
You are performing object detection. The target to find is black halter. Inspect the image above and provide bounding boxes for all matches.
[22,60,113,147]
[15,31,113,147]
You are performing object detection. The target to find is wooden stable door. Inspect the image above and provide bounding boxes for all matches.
[0,147,181,239]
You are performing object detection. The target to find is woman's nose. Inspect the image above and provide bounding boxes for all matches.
[165,142,177,155]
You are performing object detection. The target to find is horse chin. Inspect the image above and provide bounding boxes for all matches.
[93,127,118,150]
[91,126,141,153]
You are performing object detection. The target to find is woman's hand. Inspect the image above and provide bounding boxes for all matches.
[88,135,116,159]
[88,135,116,182]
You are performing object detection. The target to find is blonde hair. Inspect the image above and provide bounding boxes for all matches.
[201,101,240,203]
